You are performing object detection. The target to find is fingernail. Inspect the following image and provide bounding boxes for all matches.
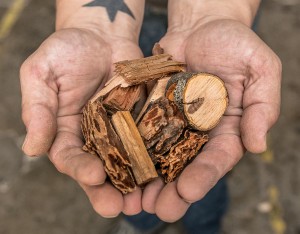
[183,199,193,204]
[21,135,38,157]
[89,181,105,186]
[102,215,119,218]
[22,135,28,151]
[177,192,193,204]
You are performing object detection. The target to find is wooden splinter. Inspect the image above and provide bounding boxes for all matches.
[111,111,158,185]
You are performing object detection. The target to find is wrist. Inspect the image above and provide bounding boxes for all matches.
[56,0,145,43]
[167,0,260,32]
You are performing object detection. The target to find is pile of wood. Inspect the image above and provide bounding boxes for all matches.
[81,52,228,194]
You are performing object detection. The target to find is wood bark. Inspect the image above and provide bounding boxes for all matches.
[137,97,209,183]
[81,101,136,194]
[137,72,227,182]
[159,130,208,183]
[81,54,185,193]
[81,54,228,191]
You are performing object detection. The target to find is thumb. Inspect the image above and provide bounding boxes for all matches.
[20,59,58,156]
[241,53,281,153]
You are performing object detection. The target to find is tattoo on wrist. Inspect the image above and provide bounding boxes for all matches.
[83,0,135,22]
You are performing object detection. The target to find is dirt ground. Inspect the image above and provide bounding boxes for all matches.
[0,0,299,233]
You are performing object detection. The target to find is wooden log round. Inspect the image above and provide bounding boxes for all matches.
[166,72,228,131]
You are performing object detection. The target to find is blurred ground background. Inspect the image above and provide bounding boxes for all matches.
[0,0,299,233]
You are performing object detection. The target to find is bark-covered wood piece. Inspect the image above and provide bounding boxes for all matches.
[138,97,187,162]
[111,111,158,185]
[158,130,209,183]
[81,101,136,194]
[166,72,228,131]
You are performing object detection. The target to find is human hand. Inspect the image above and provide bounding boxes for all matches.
[142,18,281,221]
[20,28,144,217]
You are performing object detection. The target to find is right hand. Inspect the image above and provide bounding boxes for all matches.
[20,28,144,217]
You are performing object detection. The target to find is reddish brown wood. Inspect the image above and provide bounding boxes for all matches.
[111,111,158,185]
[81,55,228,192]
[81,101,136,194]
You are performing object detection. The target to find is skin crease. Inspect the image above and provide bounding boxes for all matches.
[20,28,145,218]
[20,2,281,223]
[141,18,281,222]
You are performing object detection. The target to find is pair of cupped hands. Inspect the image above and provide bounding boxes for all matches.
[20,18,281,222]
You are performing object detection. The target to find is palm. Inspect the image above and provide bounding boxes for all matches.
[51,31,111,116]
[143,19,281,221]
[37,29,143,116]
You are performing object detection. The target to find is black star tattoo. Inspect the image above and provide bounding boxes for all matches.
[83,0,135,22]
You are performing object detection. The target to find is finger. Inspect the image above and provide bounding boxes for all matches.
[241,52,281,153]
[20,60,58,156]
[123,187,142,215]
[177,116,244,203]
[80,182,123,218]
[49,115,106,186]
[142,177,164,214]
[155,181,191,223]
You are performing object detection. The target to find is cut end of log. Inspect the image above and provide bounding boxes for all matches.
[166,72,228,131]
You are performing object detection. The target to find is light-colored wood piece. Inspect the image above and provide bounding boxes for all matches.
[112,111,158,185]
[114,54,185,85]
[182,73,228,131]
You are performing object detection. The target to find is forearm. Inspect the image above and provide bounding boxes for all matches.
[56,0,145,42]
[168,0,260,31]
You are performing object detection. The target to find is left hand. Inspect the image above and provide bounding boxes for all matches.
[141,18,281,222]
[20,28,145,218]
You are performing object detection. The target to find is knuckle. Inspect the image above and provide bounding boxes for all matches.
[273,54,282,80]
[48,151,64,174]
[178,161,220,201]
[274,54,282,71]
[92,200,120,218]
[81,166,106,185]
[20,58,50,83]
